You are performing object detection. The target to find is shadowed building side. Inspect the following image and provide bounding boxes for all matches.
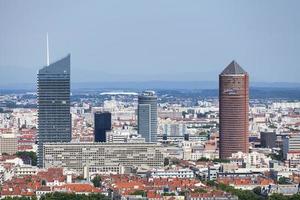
[219,60,249,159]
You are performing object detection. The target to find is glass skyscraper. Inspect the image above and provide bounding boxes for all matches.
[138,91,158,142]
[94,111,112,142]
[37,54,71,167]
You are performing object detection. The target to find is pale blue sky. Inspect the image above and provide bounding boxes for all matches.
[0,0,299,85]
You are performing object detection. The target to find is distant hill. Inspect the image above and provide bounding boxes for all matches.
[0,81,300,94]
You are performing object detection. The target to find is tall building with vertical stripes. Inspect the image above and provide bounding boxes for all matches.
[219,60,249,159]
[37,54,71,167]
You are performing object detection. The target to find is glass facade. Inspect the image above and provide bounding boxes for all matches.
[37,54,71,167]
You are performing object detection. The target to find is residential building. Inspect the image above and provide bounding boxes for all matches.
[0,134,17,155]
[150,168,194,179]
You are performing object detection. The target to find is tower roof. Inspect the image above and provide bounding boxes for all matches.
[39,54,70,75]
[221,60,247,75]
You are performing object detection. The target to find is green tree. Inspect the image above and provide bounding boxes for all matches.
[212,158,230,163]
[164,158,170,166]
[197,157,210,162]
[268,193,288,200]
[205,180,216,187]
[39,192,110,200]
[278,177,291,184]
[289,194,300,200]
[194,188,207,193]
[15,151,37,166]
[91,175,101,187]
[212,182,262,200]
[253,186,261,195]
[131,190,146,197]
[162,192,176,196]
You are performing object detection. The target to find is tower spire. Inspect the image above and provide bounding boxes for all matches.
[46,33,50,66]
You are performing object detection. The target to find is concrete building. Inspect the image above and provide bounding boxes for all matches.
[37,55,71,167]
[150,168,194,179]
[85,165,125,177]
[219,60,249,159]
[15,165,38,176]
[208,166,220,181]
[0,134,17,155]
[106,131,127,143]
[283,134,300,160]
[161,123,187,136]
[43,142,164,173]
[138,91,158,142]
[94,111,111,142]
[230,151,271,168]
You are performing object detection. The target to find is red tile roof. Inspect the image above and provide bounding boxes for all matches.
[54,183,100,193]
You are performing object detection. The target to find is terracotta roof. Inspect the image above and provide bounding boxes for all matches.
[37,168,65,182]
[54,183,100,193]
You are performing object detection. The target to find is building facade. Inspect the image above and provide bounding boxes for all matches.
[219,60,249,159]
[37,55,71,167]
[138,91,158,142]
[0,134,17,155]
[94,111,112,142]
[260,132,277,148]
[150,168,194,179]
[283,134,300,161]
[43,142,164,173]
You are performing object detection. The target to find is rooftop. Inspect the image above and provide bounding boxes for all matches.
[221,60,248,75]
[38,54,70,75]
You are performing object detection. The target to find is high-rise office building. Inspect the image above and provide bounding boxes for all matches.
[219,60,249,159]
[260,132,277,148]
[37,54,71,167]
[138,91,158,142]
[94,111,111,142]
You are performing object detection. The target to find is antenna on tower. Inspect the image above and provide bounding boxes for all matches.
[46,33,50,66]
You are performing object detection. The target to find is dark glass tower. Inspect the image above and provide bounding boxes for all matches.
[94,111,112,142]
[37,54,71,167]
[138,91,158,142]
[260,132,276,148]
[219,60,249,159]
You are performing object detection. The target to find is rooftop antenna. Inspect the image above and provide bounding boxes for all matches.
[46,33,50,66]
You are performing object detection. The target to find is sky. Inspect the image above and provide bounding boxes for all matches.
[0,0,299,86]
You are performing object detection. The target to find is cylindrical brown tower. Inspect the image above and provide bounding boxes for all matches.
[219,60,249,159]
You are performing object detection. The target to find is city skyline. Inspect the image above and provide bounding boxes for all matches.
[1,1,300,199]
[1,0,300,85]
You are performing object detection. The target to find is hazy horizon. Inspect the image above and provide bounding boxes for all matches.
[1,80,300,91]
[1,0,300,85]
